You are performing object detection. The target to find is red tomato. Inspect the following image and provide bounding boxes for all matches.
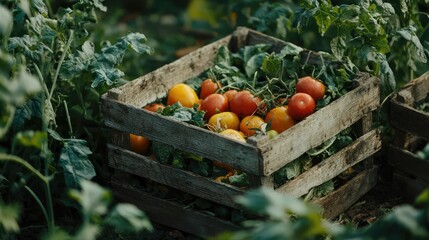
[240,115,265,137]
[287,93,316,121]
[265,106,295,133]
[144,103,165,112]
[223,89,238,103]
[200,93,229,120]
[200,79,222,99]
[129,134,151,155]
[167,83,199,108]
[296,76,326,101]
[229,90,263,119]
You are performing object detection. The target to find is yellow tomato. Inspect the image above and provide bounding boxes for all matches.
[208,112,240,131]
[240,115,265,137]
[167,83,199,108]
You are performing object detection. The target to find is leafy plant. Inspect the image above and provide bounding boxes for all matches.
[0,0,153,238]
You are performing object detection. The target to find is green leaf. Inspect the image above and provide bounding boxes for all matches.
[245,52,267,78]
[397,26,427,63]
[59,139,96,188]
[41,228,71,240]
[11,97,42,132]
[330,36,346,60]
[380,60,396,96]
[60,41,95,80]
[91,33,153,87]
[73,223,99,240]
[69,179,112,217]
[105,203,153,232]
[262,53,282,78]
[5,67,42,106]
[0,104,15,139]
[0,202,21,233]
[161,103,205,127]
[228,172,249,188]
[0,5,13,38]
[32,0,48,16]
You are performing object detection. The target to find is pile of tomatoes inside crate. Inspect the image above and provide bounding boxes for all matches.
[129,75,326,180]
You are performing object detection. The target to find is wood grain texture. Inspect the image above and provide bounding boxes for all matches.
[392,173,428,200]
[257,75,380,176]
[108,144,245,209]
[102,97,261,175]
[111,181,242,238]
[276,129,381,198]
[396,72,429,103]
[388,145,429,183]
[106,35,232,106]
[390,98,429,141]
[312,166,378,219]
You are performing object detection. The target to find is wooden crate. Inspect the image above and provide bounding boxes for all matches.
[388,72,429,198]
[102,27,381,237]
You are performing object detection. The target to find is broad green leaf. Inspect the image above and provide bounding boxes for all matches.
[214,45,231,66]
[8,35,44,62]
[262,54,282,78]
[14,130,47,150]
[245,52,267,78]
[32,0,48,16]
[399,0,408,13]
[380,60,396,96]
[397,26,427,63]
[314,10,333,36]
[279,43,303,57]
[69,180,111,217]
[11,97,42,132]
[330,36,346,59]
[73,223,99,240]
[105,203,153,232]
[59,139,96,188]
[91,33,152,87]
[92,0,107,12]
[0,5,13,38]
[47,129,63,141]
[228,172,249,188]
[60,41,95,80]
[0,202,21,233]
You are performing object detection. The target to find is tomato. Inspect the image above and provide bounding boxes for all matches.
[129,133,151,155]
[144,103,165,112]
[296,76,326,101]
[265,106,295,133]
[200,79,221,99]
[287,93,316,121]
[240,115,265,137]
[167,83,199,108]
[267,129,279,139]
[223,89,238,103]
[208,112,240,131]
[230,90,263,119]
[219,129,246,143]
[200,93,229,120]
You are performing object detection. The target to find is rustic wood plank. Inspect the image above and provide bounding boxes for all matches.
[102,97,261,175]
[276,130,381,198]
[106,35,232,106]
[312,166,378,220]
[390,98,429,141]
[111,181,242,238]
[396,72,429,103]
[108,144,245,208]
[392,173,428,200]
[354,114,374,169]
[388,145,429,183]
[257,75,380,176]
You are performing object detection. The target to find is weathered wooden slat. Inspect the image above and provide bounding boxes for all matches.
[390,99,429,141]
[276,130,381,198]
[106,35,232,106]
[102,97,261,175]
[108,144,245,209]
[396,72,429,103]
[111,181,242,238]
[257,75,380,176]
[388,145,429,183]
[354,114,375,169]
[312,166,378,220]
[392,173,428,200]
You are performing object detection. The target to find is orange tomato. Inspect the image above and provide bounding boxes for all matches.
[208,112,240,131]
[223,89,238,103]
[167,83,199,108]
[265,106,295,133]
[129,133,151,155]
[239,115,265,137]
[144,103,165,112]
